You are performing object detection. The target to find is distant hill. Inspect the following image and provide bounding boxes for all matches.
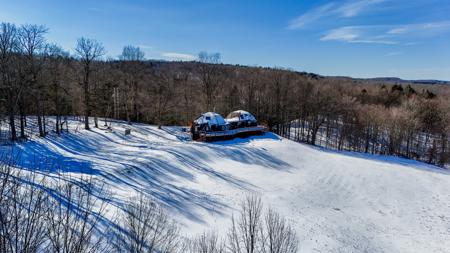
[364,77,450,85]
[328,76,450,85]
[146,60,450,86]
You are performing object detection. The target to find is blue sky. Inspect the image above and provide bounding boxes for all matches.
[1,0,450,80]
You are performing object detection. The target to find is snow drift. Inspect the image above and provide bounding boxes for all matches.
[2,118,450,252]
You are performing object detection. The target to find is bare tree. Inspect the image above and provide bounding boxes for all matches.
[227,196,299,253]
[0,23,19,141]
[185,232,225,253]
[45,44,70,135]
[228,195,263,253]
[174,71,194,124]
[120,45,145,122]
[75,37,105,130]
[45,175,110,253]
[260,209,298,253]
[198,51,221,111]
[117,195,180,253]
[0,157,49,253]
[152,70,175,129]
[17,24,48,137]
[120,45,145,61]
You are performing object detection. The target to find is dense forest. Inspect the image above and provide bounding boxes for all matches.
[1,22,449,166]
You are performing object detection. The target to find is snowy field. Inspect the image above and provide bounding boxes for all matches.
[2,118,450,252]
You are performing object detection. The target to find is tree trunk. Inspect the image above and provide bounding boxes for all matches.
[133,81,138,122]
[364,126,370,153]
[84,79,90,130]
[8,110,17,141]
[37,114,44,137]
[311,125,319,146]
[19,101,25,139]
[439,133,448,165]
[56,115,60,135]
[43,113,46,136]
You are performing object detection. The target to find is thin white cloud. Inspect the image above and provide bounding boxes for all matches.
[161,52,196,61]
[287,0,385,29]
[404,42,419,46]
[387,21,450,35]
[287,3,336,29]
[386,27,409,35]
[137,44,153,50]
[337,0,385,17]
[352,39,397,44]
[320,26,360,41]
[321,21,450,44]
[320,26,397,44]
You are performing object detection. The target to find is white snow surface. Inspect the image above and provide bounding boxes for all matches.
[194,112,227,126]
[225,110,257,123]
[3,119,450,253]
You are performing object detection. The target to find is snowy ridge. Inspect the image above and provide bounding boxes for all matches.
[2,118,450,252]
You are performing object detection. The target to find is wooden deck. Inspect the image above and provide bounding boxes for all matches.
[195,126,267,142]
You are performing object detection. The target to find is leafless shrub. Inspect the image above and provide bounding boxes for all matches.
[0,154,112,253]
[116,195,181,253]
[260,208,298,253]
[184,231,225,253]
[227,196,299,253]
[228,195,263,253]
[44,175,111,253]
[0,156,48,253]
[1,154,300,253]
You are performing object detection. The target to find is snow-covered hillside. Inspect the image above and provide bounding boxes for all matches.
[3,119,450,252]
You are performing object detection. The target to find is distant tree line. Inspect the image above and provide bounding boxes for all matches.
[279,83,450,166]
[0,22,449,166]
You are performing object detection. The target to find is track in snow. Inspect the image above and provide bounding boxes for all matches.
[3,118,450,253]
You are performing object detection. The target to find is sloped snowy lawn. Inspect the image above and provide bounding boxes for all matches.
[3,118,450,252]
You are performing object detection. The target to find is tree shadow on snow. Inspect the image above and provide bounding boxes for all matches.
[12,140,99,175]
[308,144,450,175]
[7,129,235,225]
[192,133,292,170]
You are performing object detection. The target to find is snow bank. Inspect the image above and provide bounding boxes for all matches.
[2,118,450,252]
